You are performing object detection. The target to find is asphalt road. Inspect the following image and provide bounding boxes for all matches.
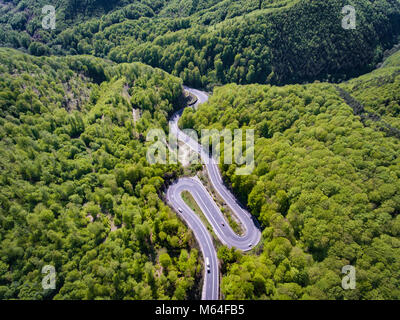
[166,86,261,300]
[166,178,219,300]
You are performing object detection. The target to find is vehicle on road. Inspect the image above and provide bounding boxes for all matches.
[205,257,211,273]
[166,87,261,300]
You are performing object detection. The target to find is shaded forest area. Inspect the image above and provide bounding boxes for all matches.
[1,0,400,87]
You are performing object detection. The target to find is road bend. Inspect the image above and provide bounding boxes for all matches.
[165,86,261,300]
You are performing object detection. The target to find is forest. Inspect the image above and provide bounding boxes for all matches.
[1,0,400,87]
[180,51,400,299]
[0,0,399,301]
[0,48,202,299]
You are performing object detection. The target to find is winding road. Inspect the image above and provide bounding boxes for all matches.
[166,87,261,300]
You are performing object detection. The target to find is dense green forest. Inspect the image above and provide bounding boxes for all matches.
[180,51,400,299]
[340,51,400,131]
[1,0,400,301]
[0,48,203,299]
[2,0,400,86]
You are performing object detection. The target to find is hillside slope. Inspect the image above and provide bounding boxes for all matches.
[2,1,400,87]
[0,48,203,300]
[55,0,400,87]
[341,50,400,131]
[180,51,400,300]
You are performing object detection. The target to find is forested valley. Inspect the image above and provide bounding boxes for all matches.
[0,0,400,301]
[179,50,400,299]
[0,48,202,299]
[1,0,400,87]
